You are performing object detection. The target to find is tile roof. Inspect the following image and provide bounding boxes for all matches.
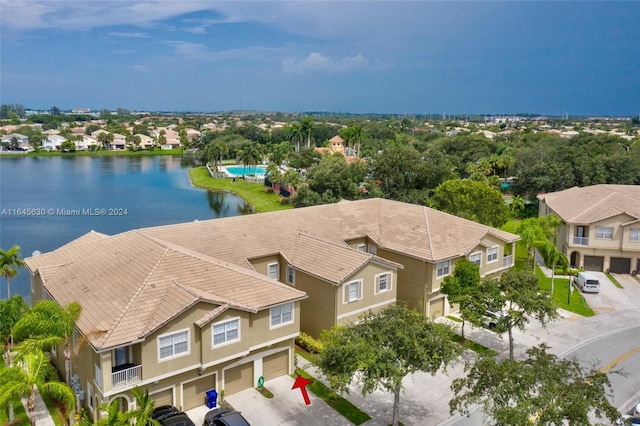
[26,198,517,350]
[538,185,640,224]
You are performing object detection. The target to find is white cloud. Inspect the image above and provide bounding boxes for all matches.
[282,52,371,73]
[109,32,148,38]
[130,65,150,72]
[164,40,286,63]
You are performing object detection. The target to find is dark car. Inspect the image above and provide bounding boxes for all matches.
[152,406,195,426]
[203,407,250,426]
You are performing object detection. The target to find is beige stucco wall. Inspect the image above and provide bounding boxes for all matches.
[377,248,427,311]
[335,262,397,325]
[287,271,336,338]
[248,254,282,279]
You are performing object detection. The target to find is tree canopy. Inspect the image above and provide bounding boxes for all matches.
[317,303,461,426]
[432,179,510,227]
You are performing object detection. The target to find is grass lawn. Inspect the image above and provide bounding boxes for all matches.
[40,394,68,426]
[0,400,29,425]
[189,166,292,213]
[293,368,371,425]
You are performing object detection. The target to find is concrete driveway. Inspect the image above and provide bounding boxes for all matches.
[580,272,640,313]
[222,375,349,426]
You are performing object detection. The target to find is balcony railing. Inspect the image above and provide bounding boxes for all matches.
[573,236,589,246]
[112,364,141,389]
[503,255,513,267]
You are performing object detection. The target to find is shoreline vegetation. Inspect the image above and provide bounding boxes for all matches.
[0,149,185,157]
[189,166,291,213]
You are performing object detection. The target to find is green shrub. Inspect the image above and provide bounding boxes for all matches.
[296,332,323,354]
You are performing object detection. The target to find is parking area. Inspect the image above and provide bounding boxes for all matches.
[580,273,640,313]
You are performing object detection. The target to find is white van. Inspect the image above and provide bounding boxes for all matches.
[574,271,600,293]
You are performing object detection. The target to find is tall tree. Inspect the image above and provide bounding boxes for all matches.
[441,259,482,339]
[13,301,82,384]
[207,140,229,170]
[317,303,461,426]
[28,130,46,151]
[0,295,28,425]
[237,142,262,175]
[492,270,559,360]
[450,345,621,425]
[432,179,510,228]
[299,116,316,148]
[268,141,293,166]
[536,240,568,294]
[517,218,546,273]
[96,132,114,150]
[0,349,75,426]
[286,122,304,153]
[0,245,26,299]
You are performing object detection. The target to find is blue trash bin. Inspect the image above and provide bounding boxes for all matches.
[206,389,218,409]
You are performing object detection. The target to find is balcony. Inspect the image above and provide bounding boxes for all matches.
[503,255,513,268]
[573,236,589,246]
[112,364,142,390]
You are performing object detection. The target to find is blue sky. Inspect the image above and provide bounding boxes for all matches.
[2,1,639,116]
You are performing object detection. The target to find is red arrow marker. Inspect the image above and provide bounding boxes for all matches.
[292,375,312,405]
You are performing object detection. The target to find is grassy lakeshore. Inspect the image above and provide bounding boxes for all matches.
[189,166,292,213]
[0,149,184,157]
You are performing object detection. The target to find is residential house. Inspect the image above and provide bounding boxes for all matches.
[314,135,361,162]
[26,231,307,421]
[0,133,30,151]
[26,198,518,418]
[537,184,640,274]
[42,134,67,151]
[77,136,99,151]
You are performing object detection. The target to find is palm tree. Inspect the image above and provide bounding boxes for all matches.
[28,130,46,151]
[268,141,292,167]
[536,241,568,294]
[0,245,26,299]
[299,116,316,148]
[509,195,525,231]
[287,123,304,153]
[13,301,82,384]
[96,132,114,150]
[539,213,563,244]
[0,349,75,426]
[517,218,545,273]
[125,387,160,426]
[208,141,229,170]
[96,398,129,426]
[0,295,28,425]
[238,142,261,176]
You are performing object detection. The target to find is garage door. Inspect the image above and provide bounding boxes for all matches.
[224,363,253,396]
[263,351,288,381]
[584,256,604,272]
[610,257,631,274]
[182,374,215,411]
[150,388,173,407]
[429,297,445,318]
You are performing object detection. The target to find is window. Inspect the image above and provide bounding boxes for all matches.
[213,319,239,346]
[286,265,295,285]
[95,364,102,388]
[436,260,451,278]
[596,227,613,239]
[469,252,482,267]
[368,245,377,255]
[357,244,366,252]
[343,280,362,303]
[270,303,293,327]
[487,246,499,263]
[267,262,279,280]
[375,273,392,294]
[630,229,640,242]
[158,330,189,360]
[87,383,94,411]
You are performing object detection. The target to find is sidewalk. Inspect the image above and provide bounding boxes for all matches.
[22,386,56,426]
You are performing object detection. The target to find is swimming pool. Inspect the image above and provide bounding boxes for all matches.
[224,165,267,176]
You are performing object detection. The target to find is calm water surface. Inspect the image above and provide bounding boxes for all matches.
[0,155,251,301]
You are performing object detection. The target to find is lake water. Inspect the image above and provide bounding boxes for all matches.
[0,155,251,301]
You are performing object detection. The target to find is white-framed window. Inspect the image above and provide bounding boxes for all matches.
[212,318,239,347]
[357,244,366,252]
[630,229,640,242]
[343,280,362,303]
[270,303,293,328]
[286,264,295,285]
[267,262,279,280]
[87,383,94,411]
[94,364,102,389]
[487,246,499,263]
[368,245,377,255]
[469,252,482,267]
[436,260,451,278]
[375,273,392,294]
[158,329,189,361]
[596,227,613,239]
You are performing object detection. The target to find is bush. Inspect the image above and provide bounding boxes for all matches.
[296,332,323,354]
[280,197,291,205]
[265,187,274,194]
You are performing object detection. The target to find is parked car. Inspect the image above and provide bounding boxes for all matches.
[615,402,640,425]
[152,406,195,426]
[482,309,510,330]
[203,407,251,426]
